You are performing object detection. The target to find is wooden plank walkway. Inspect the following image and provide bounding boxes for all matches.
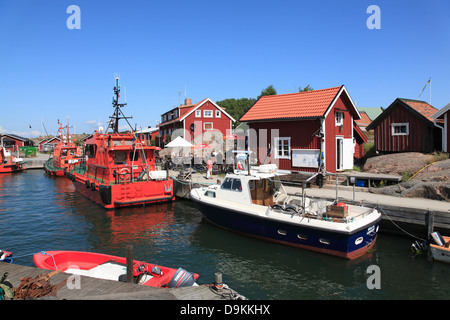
[0,262,240,300]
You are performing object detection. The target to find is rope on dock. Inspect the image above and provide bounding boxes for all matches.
[205,283,247,300]
[376,205,426,241]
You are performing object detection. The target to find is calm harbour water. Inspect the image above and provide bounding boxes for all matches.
[1,170,450,300]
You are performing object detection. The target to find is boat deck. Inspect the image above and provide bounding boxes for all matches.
[0,262,243,300]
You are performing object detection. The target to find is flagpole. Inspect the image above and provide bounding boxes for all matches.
[429,77,431,105]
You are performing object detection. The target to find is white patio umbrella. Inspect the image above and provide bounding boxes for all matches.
[165,136,193,148]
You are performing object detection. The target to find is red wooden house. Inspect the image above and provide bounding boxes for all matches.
[366,98,443,153]
[158,98,235,147]
[239,85,366,173]
[136,126,159,146]
[0,134,34,150]
[433,102,450,152]
[38,137,60,152]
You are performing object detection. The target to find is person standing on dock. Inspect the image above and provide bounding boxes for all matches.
[207,157,213,179]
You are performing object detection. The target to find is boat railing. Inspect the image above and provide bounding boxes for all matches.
[71,162,168,185]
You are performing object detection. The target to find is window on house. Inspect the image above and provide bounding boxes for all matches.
[215,110,221,118]
[195,110,201,117]
[335,111,344,126]
[391,123,409,136]
[204,110,213,118]
[274,137,291,159]
[204,122,213,130]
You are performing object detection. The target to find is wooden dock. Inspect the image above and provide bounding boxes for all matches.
[286,185,450,239]
[0,262,244,300]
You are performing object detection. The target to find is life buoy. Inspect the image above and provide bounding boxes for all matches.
[120,167,130,175]
[119,167,131,181]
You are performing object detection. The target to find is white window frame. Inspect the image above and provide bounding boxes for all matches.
[215,110,221,118]
[274,137,291,159]
[335,111,344,126]
[391,123,409,136]
[203,110,213,118]
[195,110,201,117]
[203,122,213,130]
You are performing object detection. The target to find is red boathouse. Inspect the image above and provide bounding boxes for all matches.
[366,98,443,153]
[240,85,365,173]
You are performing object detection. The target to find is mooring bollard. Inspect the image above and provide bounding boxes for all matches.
[214,272,223,291]
[126,245,133,283]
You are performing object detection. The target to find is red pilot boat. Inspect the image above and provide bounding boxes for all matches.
[33,250,199,288]
[68,77,174,209]
[0,144,25,174]
[44,119,82,177]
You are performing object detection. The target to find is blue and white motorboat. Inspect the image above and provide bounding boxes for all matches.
[190,164,381,260]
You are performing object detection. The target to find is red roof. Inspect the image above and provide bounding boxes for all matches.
[240,86,345,122]
[399,99,438,122]
[355,111,372,126]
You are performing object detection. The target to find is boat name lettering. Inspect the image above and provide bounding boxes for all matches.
[367,225,376,236]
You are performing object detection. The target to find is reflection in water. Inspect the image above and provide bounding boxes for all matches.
[1,171,450,299]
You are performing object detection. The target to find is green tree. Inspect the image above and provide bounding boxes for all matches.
[216,98,256,128]
[299,84,313,92]
[257,85,277,99]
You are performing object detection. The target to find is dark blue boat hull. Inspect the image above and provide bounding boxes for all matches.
[192,198,381,259]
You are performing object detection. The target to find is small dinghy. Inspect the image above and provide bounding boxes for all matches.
[33,251,199,288]
[429,232,450,264]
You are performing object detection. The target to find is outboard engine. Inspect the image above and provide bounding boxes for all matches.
[168,268,197,288]
[411,240,428,254]
[0,250,13,263]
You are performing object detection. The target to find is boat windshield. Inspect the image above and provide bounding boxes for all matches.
[221,177,242,192]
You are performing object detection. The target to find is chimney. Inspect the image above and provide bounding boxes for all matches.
[184,98,192,106]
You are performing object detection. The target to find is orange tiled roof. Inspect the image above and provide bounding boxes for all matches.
[399,99,438,122]
[355,111,371,126]
[240,86,342,122]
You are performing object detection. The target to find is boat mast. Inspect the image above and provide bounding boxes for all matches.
[59,117,73,147]
[107,77,133,134]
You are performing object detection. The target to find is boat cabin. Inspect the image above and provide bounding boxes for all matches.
[80,132,162,184]
[203,164,282,207]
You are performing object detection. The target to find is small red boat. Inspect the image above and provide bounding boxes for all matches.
[44,119,82,177]
[68,77,174,209]
[33,250,199,288]
[0,146,25,174]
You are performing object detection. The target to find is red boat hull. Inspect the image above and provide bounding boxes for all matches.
[71,174,175,209]
[0,164,25,173]
[44,165,66,177]
[33,250,198,288]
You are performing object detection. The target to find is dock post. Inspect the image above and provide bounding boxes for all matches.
[126,245,133,283]
[427,211,434,239]
[214,272,223,291]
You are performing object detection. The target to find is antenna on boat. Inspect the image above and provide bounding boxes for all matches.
[107,76,133,134]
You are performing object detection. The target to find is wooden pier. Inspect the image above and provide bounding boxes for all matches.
[0,262,244,300]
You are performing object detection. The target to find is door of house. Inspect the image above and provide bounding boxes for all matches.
[336,137,343,171]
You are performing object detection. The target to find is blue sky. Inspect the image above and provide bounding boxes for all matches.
[1,0,449,137]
